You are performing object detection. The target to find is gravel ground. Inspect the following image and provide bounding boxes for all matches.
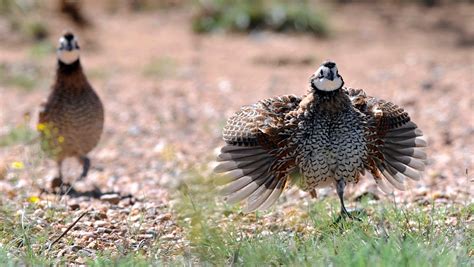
[0,1,472,262]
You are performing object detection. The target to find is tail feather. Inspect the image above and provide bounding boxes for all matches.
[372,172,395,194]
[374,120,427,190]
[217,150,268,161]
[215,144,289,211]
[221,145,262,152]
[380,167,405,190]
[384,136,427,147]
[214,156,272,173]
[244,177,279,212]
[257,179,286,211]
[384,128,423,138]
[215,158,272,180]
[384,153,425,171]
[394,121,417,130]
[225,173,273,204]
[382,147,427,160]
[220,170,267,195]
[385,160,421,181]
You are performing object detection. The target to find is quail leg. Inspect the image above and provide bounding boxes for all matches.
[51,160,64,189]
[335,179,362,222]
[51,160,72,194]
[78,156,90,180]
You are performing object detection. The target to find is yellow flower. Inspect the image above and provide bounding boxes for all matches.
[28,196,40,203]
[58,136,65,143]
[11,161,24,169]
[37,123,46,131]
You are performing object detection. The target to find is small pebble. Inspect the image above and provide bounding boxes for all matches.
[100,194,121,205]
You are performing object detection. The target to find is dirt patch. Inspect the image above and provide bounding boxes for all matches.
[0,1,472,262]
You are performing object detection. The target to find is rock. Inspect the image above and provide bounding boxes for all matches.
[100,194,121,205]
[138,234,154,239]
[96,227,113,234]
[94,211,107,220]
[71,245,83,252]
[157,212,172,221]
[93,220,108,227]
[72,231,96,238]
[86,240,98,249]
[129,214,142,222]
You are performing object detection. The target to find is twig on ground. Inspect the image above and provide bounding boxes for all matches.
[47,210,89,252]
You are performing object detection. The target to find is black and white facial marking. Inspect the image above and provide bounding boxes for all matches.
[57,32,80,64]
[311,61,344,92]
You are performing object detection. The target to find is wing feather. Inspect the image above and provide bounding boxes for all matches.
[346,87,427,190]
[215,95,301,212]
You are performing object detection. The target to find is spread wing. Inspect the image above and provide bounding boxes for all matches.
[215,95,301,212]
[346,88,427,193]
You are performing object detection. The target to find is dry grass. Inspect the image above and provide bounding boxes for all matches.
[0,0,472,265]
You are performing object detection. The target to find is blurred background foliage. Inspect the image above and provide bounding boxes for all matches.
[1,0,472,43]
[192,0,329,36]
[0,0,48,41]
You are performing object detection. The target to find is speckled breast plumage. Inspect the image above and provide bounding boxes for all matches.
[294,107,368,191]
[40,85,104,160]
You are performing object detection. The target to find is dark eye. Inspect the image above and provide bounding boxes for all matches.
[320,70,323,76]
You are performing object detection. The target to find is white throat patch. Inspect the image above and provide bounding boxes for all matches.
[58,50,79,64]
[313,77,343,91]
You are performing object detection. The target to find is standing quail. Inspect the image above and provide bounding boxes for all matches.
[38,31,104,188]
[215,61,427,218]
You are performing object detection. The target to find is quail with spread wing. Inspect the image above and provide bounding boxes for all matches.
[215,61,427,218]
[38,32,104,188]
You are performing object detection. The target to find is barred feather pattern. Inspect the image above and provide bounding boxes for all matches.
[294,103,368,190]
[215,87,427,212]
[218,95,301,212]
[345,88,427,192]
[38,61,104,161]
